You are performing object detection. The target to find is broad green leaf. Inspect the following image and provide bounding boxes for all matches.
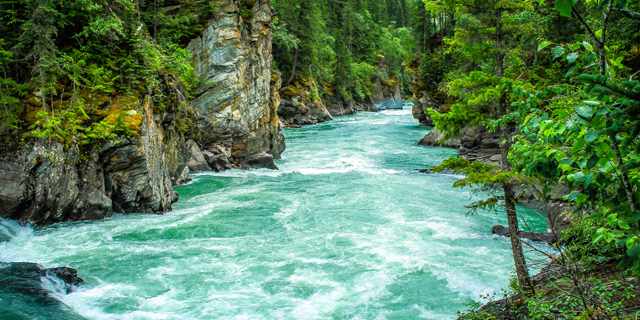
[572,171,586,182]
[633,211,640,223]
[567,52,579,63]
[555,0,573,17]
[552,46,565,59]
[538,40,552,51]
[572,138,586,152]
[619,220,631,230]
[595,29,603,38]
[583,41,593,52]
[585,173,594,187]
[576,106,593,118]
[577,194,589,204]
[584,52,596,64]
[568,191,581,201]
[585,130,599,142]
[566,65,576,77]
[627,243,640,259]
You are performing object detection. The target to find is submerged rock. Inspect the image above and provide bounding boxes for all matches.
[492,224,560,244]
[0,262,85,319]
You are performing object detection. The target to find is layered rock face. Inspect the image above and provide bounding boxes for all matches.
[409,69,443,126]
[0,97,189,226]
[278,78,333,128]
[0,0,287,225]
[372,57,403,111]
[186,0,285,171]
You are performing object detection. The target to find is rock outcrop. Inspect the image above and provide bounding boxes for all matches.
[0,0,287,225]
[187,0,285,170]
[457,126,504,165]
[373,56,404,110]
[278,78,333,128]
[418,129,461,148]
[0,262,86,319]
[407,58,444,126]
[492,224,561,244]
[0,94,189,225]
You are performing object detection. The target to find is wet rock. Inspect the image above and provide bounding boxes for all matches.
[418,129,461,148]
[186,140,212,172]
[42,267,84,291]
[324,94,357,116]
[278,78,333,126]
[419,168,455,175]
[242,152,278,170]
[492,224,560,244]
[0,262,85,319]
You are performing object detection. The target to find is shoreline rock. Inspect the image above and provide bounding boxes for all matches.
[492,224,560,244]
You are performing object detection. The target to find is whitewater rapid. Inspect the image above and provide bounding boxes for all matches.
[0,108,550,319]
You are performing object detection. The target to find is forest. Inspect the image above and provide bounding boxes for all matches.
[1,0,640,318]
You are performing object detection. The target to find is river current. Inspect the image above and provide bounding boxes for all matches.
[0,108,548,319]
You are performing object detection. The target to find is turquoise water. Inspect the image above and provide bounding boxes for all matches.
[0,108,549,319]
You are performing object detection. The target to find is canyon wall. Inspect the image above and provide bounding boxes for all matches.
[0,0,285,226]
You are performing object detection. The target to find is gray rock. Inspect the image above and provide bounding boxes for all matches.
[492,224,561,244]
[418,129,461,148]
[186,140,212,172]
[187,0,285,169]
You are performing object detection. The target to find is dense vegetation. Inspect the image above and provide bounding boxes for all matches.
[270,0,418,102]
[422,0,640,318]
[0,0,207,144]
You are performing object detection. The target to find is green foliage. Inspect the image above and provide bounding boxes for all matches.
[272,0,416,101]
[0,0,208,144]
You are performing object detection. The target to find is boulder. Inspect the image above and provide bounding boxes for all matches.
[492,224,561,244]
[0,262,85,319]
[418,129,461,148]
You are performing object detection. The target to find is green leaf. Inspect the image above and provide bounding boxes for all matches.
[632,211,640,223]
[566,65,576,77]
[585,173,594,187]
[583,41,593,52]
[568,191,581,202]
[619,220,631,230]
[585,130,600,142]
[538,40,552,51]
[572,138,586,152]
[595,29,603,38]
[587,154,599,169]
[576,106,593,118]
[555,0,573,17]
[567,52,579,64]
[627,244,640,259]
[552,46,566,59]
[573,171,586,182]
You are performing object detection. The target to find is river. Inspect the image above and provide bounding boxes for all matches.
[0,107,549,319]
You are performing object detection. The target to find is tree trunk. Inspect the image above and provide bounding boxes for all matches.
[284,47,300,87]
[496,10,533,294]
[503,182,534,293]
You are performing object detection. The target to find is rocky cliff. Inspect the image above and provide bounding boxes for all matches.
[186,0,285,171]
[0,0,286,226]
[278,78,333,128]
[0,94,189,226]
